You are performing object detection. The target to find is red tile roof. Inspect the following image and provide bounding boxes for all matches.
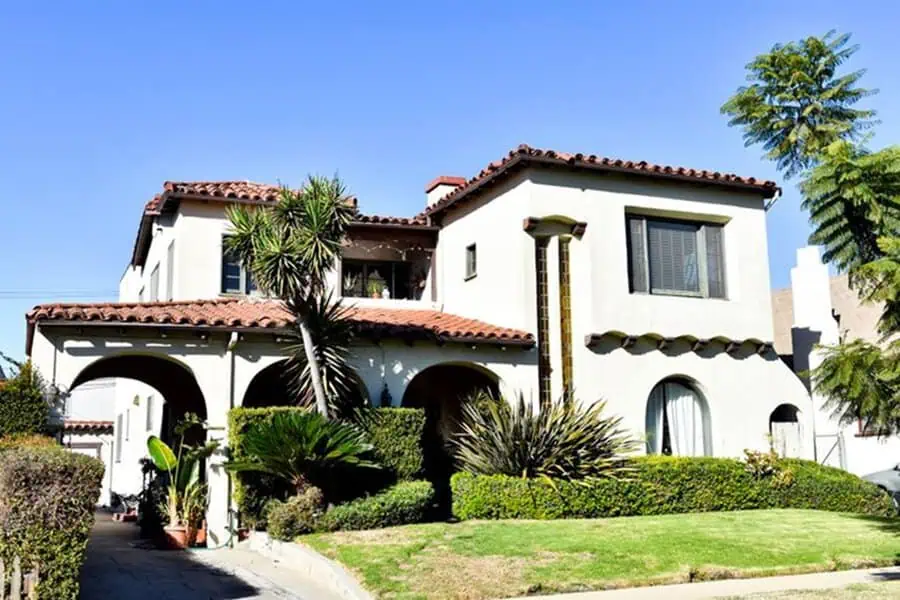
[424,144,780,217]
[425,176,467,193]
[63,420,114,433]
[28,298,534,347]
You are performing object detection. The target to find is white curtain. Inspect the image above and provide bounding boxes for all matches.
[646,381,709,456]
[666,382,706,456]
[646,385,665,454]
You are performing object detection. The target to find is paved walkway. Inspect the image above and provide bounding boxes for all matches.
[518,566,900,599]
[79,513,340,600]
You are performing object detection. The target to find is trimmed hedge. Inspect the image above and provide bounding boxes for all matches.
[0,362,51,437]
[0,446,104,600]
[228,406,427,527]
[364,408,426,480]
[319,480,435,532]
[452,456,894,520]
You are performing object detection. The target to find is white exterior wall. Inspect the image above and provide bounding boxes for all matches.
[434,168,810,456]
[789,246,900,475]
[62,379,116,505]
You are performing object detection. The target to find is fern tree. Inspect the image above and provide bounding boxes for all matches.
[801,143,900,275]
[721,30,876,178]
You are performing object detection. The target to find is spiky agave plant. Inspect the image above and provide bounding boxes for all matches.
[452,392,638,483]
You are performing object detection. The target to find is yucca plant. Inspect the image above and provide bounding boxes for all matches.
[452,392,638,483]
[225,410,380,495]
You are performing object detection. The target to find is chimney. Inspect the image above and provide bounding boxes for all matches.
[425,176,466,207]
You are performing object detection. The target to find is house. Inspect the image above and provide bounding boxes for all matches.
[773,246,900,475]
[59,380,115,506]
[25,144,812,542]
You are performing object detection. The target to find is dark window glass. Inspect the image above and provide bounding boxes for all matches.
[341,260,412,299]
[465,244,477,279]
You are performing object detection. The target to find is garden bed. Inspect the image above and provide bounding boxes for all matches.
[303,509,900,600]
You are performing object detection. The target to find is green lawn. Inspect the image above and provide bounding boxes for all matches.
[303,510,900,600]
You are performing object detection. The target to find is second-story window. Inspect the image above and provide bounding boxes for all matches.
[221,235,257,295]
[342,260,411,299]
[165,241,175,301]
[627,215,726,299]
[465,244,477,279]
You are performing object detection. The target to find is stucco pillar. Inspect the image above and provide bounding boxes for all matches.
[790,246,840,459]
[193,353,234,547]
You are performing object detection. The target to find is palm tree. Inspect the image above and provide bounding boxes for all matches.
[226,175,356,417]
[225,410,379,494]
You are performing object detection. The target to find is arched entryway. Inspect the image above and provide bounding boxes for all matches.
[71,353,207,447]
[402,362,500,443]
[769,403,802,457]
[645,377,711,457]
[401,362,500,514]
[242,359,368,414]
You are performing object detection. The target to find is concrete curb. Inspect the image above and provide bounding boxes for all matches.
[247,532,374,600]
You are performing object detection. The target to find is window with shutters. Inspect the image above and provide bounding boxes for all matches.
[626,215,726,299]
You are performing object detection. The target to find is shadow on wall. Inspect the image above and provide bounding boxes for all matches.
[790,327,822,392]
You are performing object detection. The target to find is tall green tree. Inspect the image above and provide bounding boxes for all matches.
[801,142,900,276]
[227,175,355,418]
[721,30,876,179]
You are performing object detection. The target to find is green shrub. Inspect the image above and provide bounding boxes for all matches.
[0,446,104,600]
[363,408,426,480]
[451,456,894,520]
[0,361,54,437]
[228,406,426,527]
[0,433,59,451]
[229,407,302,528]
[319,480,435,532]
[267,487,325,541]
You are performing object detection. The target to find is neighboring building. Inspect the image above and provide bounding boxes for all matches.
[773,247,900,475]
[59,379,115,506]
[25,144,812,542]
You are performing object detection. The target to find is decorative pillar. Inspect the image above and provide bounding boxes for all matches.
[534,237,552,409]
[557,235,573,401]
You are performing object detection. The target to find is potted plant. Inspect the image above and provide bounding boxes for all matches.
[146,415,217,549]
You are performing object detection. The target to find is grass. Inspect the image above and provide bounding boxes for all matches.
[302,509,900,600]
[719,582,900,598]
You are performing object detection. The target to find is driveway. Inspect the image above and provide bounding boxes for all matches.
[79,513,335,599]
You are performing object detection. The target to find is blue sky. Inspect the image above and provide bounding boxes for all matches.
[1,1,898,361]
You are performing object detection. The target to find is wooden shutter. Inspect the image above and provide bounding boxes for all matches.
[705,224,726,298]
[627,217,648,293]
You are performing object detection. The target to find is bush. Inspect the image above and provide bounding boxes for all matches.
[0,446,104,600]
[453,393,638,480]
[451,456,894,521]
[0,361,54,437]
[319,480,434,532]
[267,487,325,541]
[228,406,426,527]
[0,433,59,451]
[363,408,426,480]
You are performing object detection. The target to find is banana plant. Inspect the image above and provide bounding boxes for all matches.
[146,434,218,528]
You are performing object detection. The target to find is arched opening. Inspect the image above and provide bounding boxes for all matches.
[401,362,500,514]
[71,354,207,447]
[769,403,802,457]
[241,359,368,412]
[645,377,711,457]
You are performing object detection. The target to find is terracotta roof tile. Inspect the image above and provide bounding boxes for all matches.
[28,298,533,346]
[159,181,427,226]
[424,144,780,216]
[63,419,114,433]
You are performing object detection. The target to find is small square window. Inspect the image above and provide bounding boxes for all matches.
[465,244,477,280]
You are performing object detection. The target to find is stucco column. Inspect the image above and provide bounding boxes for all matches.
[193,354,234,547]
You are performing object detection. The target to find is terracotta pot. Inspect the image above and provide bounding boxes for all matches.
[164,525,189,550]
[194,521,207,546]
